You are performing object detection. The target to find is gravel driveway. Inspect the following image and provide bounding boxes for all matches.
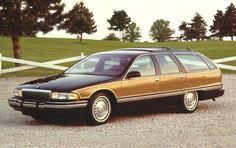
[0,75,235,148]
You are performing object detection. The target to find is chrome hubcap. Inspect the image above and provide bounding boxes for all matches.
[184,91,198,110]
[92,96,111,122]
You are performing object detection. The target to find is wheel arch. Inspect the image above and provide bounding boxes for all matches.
[90,89,117,105]
[196,90,204,100]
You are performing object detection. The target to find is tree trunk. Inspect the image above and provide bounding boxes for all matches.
[119,30,123,41]
[80,33,83,42]
[219,36,223,41]
[12,35,22,67]
[231,35,234,41]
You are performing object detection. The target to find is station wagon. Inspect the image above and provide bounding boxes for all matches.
[9,48,225,125]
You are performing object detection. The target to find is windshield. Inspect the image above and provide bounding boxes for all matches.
[65,54,134,76]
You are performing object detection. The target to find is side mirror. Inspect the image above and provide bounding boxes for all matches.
[126,71,141,79]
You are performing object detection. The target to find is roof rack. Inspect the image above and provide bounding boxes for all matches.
[132,47,174,50]
[115,47,194,53]
[164,47,173,50]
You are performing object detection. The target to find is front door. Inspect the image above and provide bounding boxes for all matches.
[121,55,159,98]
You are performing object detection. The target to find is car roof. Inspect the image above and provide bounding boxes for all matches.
[96,50,148,56]
[116,47,197,53]
[97,47,198,56]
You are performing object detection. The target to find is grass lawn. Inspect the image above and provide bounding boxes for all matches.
[0,37,236,77]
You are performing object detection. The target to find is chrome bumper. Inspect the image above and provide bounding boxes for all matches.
[8,97,88,110]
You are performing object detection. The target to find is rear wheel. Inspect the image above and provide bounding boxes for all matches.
[86,93,112,125]
[176,91,199,113]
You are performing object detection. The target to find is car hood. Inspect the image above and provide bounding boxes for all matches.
[17,74,118,92]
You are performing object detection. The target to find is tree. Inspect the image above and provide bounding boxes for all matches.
[122,22,141,42]
[0,0,64,66]
[210,10,225,40]
[178,21,194,41]
[149,19,175,42]
[179,21,188,41]
[103,33,120,41]
[59,2,97,42]
[190,13,207,41]
[107,10,131,39]
[224,3,236,41]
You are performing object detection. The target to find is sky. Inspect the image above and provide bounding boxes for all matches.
[37,0,236,41]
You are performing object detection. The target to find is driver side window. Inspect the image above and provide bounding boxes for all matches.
[129,56,156,76]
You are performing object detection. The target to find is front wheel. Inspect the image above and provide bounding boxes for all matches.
[176,91,199,113]
[86,93,112,125]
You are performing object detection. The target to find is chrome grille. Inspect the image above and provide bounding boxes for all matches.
[22,89,51,102]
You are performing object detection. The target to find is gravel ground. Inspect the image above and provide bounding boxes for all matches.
[0,75,235,148]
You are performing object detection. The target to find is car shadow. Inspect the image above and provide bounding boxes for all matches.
[20,99,178,126]
[115,99,177,116]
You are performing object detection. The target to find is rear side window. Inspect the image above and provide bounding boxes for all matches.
[175,54,209,71]
[200,56,217,69]
[154,54,180,74]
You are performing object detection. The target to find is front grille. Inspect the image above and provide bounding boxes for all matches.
[22,89,51,102]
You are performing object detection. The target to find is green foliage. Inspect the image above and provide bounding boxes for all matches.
[107,10,131,39]
[224,3,236,41]
[59,2,97,42]
[190,13,207,41]
[122,22,141,42]
[103,33,120,41]
[0,0,65,65]
[210,10,225,40]
[209,3,236,41]
[179,13,207,41]
[149,19,175,42]
[0,0,64,37]
[179,21,191,41]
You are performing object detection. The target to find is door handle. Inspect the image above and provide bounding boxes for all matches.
[179,76,184,79]
[154,78,160,82]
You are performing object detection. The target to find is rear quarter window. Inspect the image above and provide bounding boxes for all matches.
[200,55,217,69]
[175,54,210,71]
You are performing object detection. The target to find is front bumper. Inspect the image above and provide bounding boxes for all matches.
[8,97,88,111]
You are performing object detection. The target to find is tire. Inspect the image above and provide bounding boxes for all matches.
[86,92,112,125]
[176,91,199,113]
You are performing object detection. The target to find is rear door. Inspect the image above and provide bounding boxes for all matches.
[153,54,186,92]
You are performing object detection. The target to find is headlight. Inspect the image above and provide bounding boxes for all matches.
[14,89,22,97]
[51,92,79,100]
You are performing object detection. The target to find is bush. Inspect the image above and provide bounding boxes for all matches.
[103,33,120,41]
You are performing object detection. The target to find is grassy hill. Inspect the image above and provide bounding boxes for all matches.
[0,37,236,77]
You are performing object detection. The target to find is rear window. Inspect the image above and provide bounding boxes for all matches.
[175,54,209,71]
[154,54,180,74]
